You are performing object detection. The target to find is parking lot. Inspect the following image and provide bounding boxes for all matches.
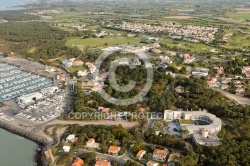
[16,90,65,123]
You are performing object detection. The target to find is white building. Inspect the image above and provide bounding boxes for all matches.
[63,146,71,152]
[17,92,43,104]
[77,70,88,77]
[62,60,73,67]
[192,68,209,77]
[66,134,76,143]
[85,138,100,148]
[164,110,222,135]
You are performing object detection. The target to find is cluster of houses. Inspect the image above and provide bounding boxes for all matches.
[221,78,247,95]
[52,23,87,31]
[63,135,178,166]
[93,30,114,37]
[25,9,61,15]
[179,53,196,64]
[62,58,84,67]
[71,158,111,166]
[222,33,233,43]
[103,21,218,42]
[242,66,250,78]
[136,149,179,166]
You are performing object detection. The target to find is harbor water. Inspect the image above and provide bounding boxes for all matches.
[0,128,37,166]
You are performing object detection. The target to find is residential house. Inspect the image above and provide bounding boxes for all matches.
[175,86,184,93]
[98,106,111,114]
[139,108,146,112]
[59,74,66,81]
[77,70,88,77]
[92,83,104,92]
[214,66,224,77]
[183,56,196,64]
[73,60,84,66]
[165,50,176,56]
[151,48,162,54]
[95,160,110,166]
[207,77,217,87]
[136,150,146,160]
[236,87,245,94]
[153,149,168,160]
[147,160,159,166]
[71,158,84,166]
[82,80,96,88]
[242,66,250,78]
[151,42,160,48]
[242,66,250,73]
[63,146,71,152]
[85,138,100,148]
[192,68,209,77]
[85,63,97,73]
[221,84,229,90]
[66,134,78,143]
[108,145,121,155]
[62,60,73,67]
[69,58,76,62]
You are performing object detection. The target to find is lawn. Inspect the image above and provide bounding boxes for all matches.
[66,36,141,48]
[66,66,87,73]
[222,32,250,49]
[180,119,194,124]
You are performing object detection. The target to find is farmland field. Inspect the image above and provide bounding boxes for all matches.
[226,13,250,19]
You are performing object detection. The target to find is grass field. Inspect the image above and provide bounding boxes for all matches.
[226,13,250,19]
[222,32,250,49]
[66,36,141,48]
[160,37,216,54]
[66,66,87,73]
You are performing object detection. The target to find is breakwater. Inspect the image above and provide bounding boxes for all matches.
[0,120,51,166]
[0,121,50,146]
[0,120,49,145]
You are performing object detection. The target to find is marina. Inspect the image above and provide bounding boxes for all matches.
[0,62,53,102]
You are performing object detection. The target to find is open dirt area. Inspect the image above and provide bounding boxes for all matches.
[235,8,250,13]
[215,17,245,23]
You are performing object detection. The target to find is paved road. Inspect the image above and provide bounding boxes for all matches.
[43,119,138,129]
[161,84,172,100]
[218,89,250,105]
[142,118,155,140]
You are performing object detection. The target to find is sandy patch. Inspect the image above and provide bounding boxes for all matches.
[235,8,250,11]
[215,17,245,23]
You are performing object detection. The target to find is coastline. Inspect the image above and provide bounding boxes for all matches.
[0,120,51,166]
[0,1,35,11]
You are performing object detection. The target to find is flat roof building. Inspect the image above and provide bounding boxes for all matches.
[164,110,222,134]
[17,92,43,104]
